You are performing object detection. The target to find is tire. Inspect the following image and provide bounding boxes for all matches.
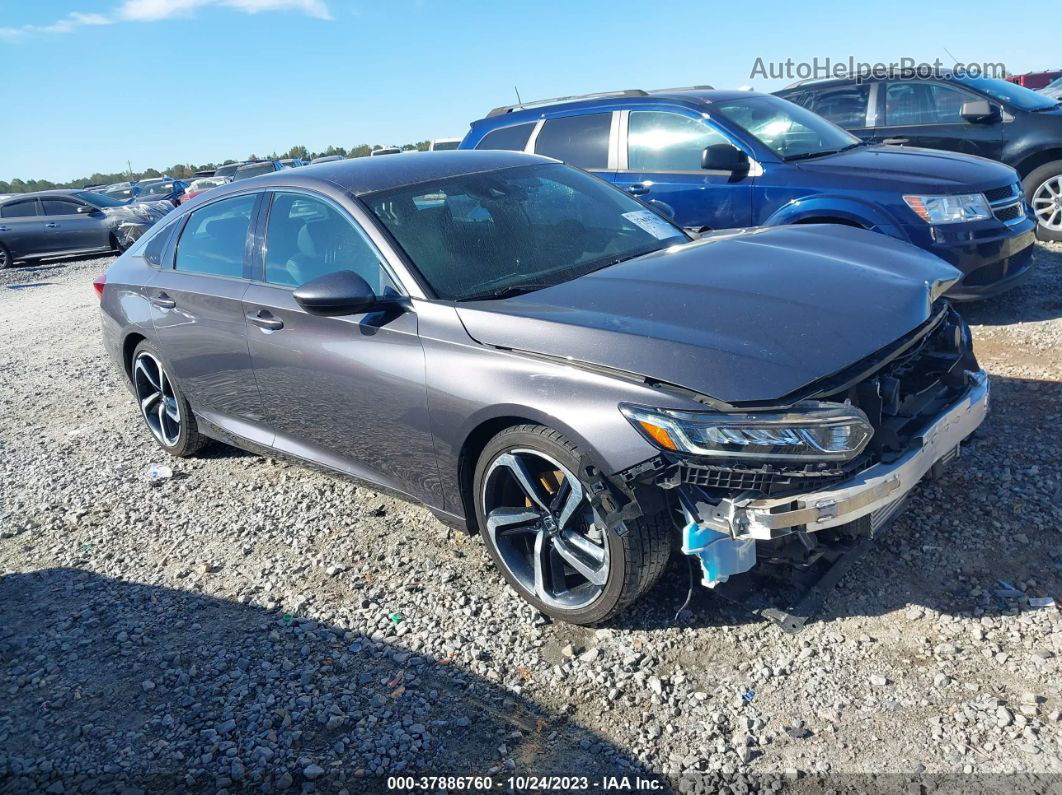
[0,243,10,269]
[1023,160,1062,242]
[473,424,672,625]
[130,340,207,457]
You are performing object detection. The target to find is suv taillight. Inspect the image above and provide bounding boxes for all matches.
[93,273,107,302]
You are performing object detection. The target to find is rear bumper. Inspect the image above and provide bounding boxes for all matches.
[686,369,989,540]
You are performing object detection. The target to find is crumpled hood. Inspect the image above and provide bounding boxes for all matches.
[103,201,173,247]
[456,225,960,404]
[794,145,1018,192]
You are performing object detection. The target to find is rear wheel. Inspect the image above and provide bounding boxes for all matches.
[0,243,10,269]
[1024,160,1062,242]
[131,340,207,457]
[474,424,672,625]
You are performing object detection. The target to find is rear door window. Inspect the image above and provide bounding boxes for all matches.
[174,193,257,278]
[1,200,40,218]
[534,113,611,169]
[474,122,536,152]
[802,84,871,128]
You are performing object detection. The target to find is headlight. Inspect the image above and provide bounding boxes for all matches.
[620,402,873,461]
[903,193,992,224]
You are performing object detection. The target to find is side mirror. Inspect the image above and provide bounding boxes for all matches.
[76,205,95,214]
[647,199,676,220]
[294,270,378,316]
[960,100,1001,124]
[295,268,386,314]
[702,143,750,172]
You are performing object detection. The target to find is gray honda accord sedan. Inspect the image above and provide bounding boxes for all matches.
[97,151,989,625]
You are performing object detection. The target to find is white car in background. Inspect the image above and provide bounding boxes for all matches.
[429,138,461,151]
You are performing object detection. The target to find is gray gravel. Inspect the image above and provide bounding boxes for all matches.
[0,245,1060,793]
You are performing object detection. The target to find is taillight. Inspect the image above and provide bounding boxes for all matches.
[93,272,107,302]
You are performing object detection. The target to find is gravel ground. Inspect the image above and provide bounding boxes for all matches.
[0,245,1060,793]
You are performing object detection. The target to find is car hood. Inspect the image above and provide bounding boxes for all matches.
[793,144,1018,191]
[455,225,960,404]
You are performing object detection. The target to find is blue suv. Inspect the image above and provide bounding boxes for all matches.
[460,87,1036,300]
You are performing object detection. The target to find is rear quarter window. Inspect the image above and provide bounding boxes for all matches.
[474,122,536,152]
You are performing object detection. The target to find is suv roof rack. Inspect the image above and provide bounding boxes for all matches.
[486,89,648,117]
[486,85,717,117]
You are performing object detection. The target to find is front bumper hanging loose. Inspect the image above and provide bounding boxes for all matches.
[678,370,989,586]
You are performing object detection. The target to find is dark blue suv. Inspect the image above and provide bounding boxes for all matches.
[460,87,1036,300]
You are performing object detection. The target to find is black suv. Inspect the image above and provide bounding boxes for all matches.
[776,72,1062,241]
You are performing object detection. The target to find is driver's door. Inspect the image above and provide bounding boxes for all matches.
[39,197,110,252]
[613,110,754,231]
[242,189,436,502]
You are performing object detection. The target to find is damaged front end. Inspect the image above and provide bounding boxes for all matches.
[614,303,988,614]
[104,200,173,249]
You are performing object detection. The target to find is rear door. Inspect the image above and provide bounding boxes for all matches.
[615,109,754,231]
[241,189,435,501]
[0,198,45,259]
[149,191,272,444]
[40,197,110,253]
[871,79,1003,159]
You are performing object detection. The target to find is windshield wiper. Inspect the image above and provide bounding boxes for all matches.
[784,141,864,162]
[457,283,554,302]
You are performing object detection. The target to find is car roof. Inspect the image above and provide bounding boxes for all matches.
[0,189,83,202]
[475,87,761,126]
[206,150,557,197]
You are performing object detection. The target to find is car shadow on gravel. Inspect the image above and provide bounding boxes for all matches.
[608,372,1061,635]
[0,567,661,793]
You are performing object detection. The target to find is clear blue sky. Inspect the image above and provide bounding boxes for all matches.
[0,0,1056,182]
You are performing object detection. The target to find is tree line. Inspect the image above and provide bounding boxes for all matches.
[0,142,433,194]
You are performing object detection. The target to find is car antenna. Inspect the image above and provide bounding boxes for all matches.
[514,85,523,105]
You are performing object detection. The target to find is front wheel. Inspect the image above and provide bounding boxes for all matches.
[473,424,672,625]
[0,243,12,269]
[1024,160,1062,242]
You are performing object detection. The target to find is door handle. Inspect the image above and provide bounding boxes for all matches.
[45,222,59,228]
[882,137,909,145]
[246,310,284,331]
[150,293,176,309]
[0,226,9,232]
[625,183,650,196]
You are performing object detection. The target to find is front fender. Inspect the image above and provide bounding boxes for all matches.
[763,195,910,242]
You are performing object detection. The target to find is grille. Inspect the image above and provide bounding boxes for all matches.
[679,461,857,498]
[984,184,1016,203]
[993,203,1022,222]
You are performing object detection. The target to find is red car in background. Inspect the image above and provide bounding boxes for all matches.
[1007,68,1062,90]
[178,177,228,205]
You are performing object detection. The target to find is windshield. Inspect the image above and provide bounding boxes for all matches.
[104,186,135,200]
[138,181,172,195]
[951,76,1059,110]
[432,140,460,151]
[76,191,127,207]
[712,95,861,160]
[1046,77,1062,91]
[365,163,688,301]
[214,163,240,177]
[233,163,275,180]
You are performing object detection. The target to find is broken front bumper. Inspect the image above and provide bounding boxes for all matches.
[686,369,989,541]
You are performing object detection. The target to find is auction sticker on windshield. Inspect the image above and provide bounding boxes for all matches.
[622,210,678,239]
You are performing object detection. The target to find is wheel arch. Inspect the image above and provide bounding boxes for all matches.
[1013,149,1062,180]
[456,410,606,535]
[121,331,148,381]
